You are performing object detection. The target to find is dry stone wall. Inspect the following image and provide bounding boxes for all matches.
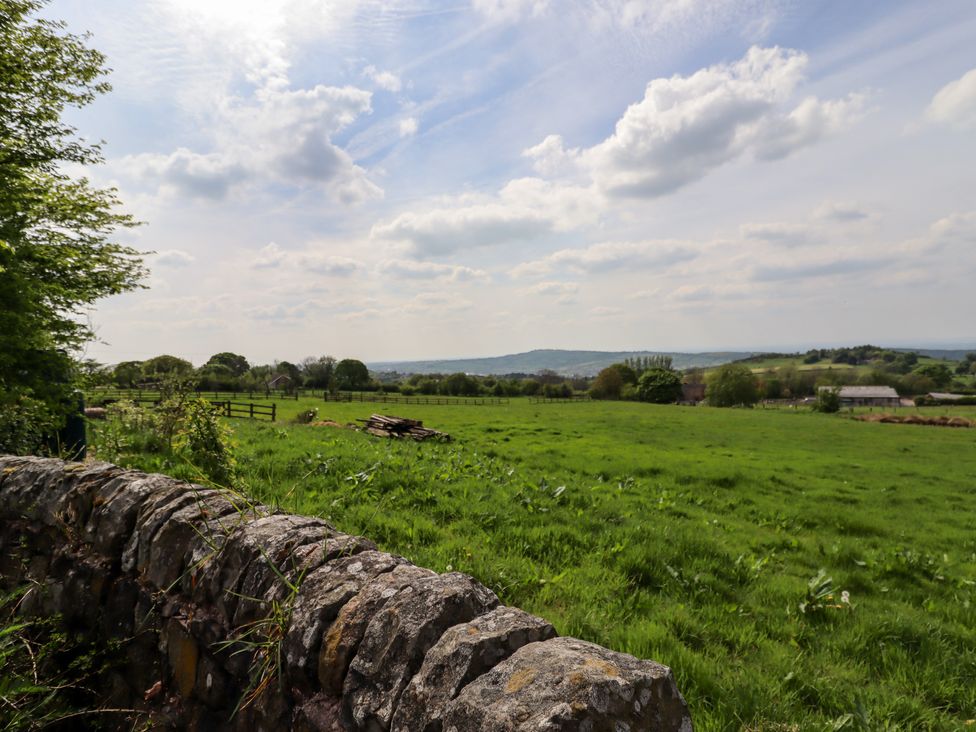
[0,455,692,731]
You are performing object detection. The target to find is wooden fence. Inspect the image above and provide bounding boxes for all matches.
[86,393,275,422]
[211,400,276,422]
[528,396,592,404]
[322,392,508,406]
[88,388,298,403]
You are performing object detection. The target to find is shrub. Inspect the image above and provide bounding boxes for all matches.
[637,368,683,403]
[175,400,238,485]
[707,364,759,407]
[813,387,841,413]
[0,389,59,455]
[589,367,624,400]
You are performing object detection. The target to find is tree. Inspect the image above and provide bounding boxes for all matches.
[334,359,370,390]
[812,386,840,413]
[589,367,624,400]
[637,368,683,403]
[442,372,479,396]
[142,355,194,379]
[112,360,144,388]
[912,363,953,389]
[608,363,638,386]
[273,360,302,389]
[300,355,336,389]
[706,364,759,407]
[1,1,145,452]
[205,352,250,377]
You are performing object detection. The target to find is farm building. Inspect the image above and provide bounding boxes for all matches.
[266,374,292,390]
[928,392,967,401]
[820,385,901,407]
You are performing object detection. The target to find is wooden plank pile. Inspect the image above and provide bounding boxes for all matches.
[359,414,451,441]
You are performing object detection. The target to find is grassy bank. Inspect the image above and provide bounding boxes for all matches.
[89,399,976,731]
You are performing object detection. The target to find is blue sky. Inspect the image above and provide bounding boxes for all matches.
[53,0,976,364]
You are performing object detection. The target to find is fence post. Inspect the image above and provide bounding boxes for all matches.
[271,403,276,422]
[249,403,254,419]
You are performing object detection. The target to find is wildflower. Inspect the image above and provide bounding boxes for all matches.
[841,591,850,605]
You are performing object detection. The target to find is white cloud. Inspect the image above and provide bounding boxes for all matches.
[751,257,884,282]
[113,44,382,203]
[928,211,976,249]
[115,85,381,203]
[244,304,304,321]
[399,117,419,137]
[534,46,865,198]
[252,242,287,269]
[116,149,245,200]
[372,178,598,257]
[591,306,623,316]
[511,239,697,277]
[670,285,716,301]
[524,281,579,298]
[337,308,382,321]
[814,201,869,222]
[523,134,580,176]
[472,0,549,22]
[740,222,816,247]
[752,93,866,161]
[152,249,196,267]
[299,255,362,276]
[373,204,550,257]
[403,291,475,314]
[379,259,489,282]
[363,65,403,93]
[927,68,976,129]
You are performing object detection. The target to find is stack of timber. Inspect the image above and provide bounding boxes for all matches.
[359,413,452,441]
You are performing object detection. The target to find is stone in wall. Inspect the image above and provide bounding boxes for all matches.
[441,637,693,731]
[342,571,500,730]
[392,606,557,732]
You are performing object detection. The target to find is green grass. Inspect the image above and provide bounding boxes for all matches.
[89,398,976,731]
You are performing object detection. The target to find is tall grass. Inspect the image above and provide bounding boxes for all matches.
[89,399,976,731]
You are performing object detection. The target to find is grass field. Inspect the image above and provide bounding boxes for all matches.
[89,398,976,731]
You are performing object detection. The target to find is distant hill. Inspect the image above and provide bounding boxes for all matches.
[367,349,756,377]
[897,348,975,361]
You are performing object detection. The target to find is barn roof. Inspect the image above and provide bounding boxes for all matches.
[819,385,900,399]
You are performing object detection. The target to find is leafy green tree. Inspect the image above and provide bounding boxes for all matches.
[608,362,638,386]
[112,360,144,388]
[196,363,238,391]
[954,353,976,375]
[1,1,145,452]
[442,372,480,396]
[300,355,336,389]
[912,363,953,389]
[707,364,759,407]
[812,386,841,413]
[205,352,250,377]
[589,366,624,400]
[142,355,194,379]
[334,358,370,390]
[637,367,683,403]
[521,379,541,396]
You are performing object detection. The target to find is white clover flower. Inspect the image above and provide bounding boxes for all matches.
[841,590,850,604]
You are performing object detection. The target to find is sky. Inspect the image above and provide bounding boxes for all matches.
[52,0,976,365]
